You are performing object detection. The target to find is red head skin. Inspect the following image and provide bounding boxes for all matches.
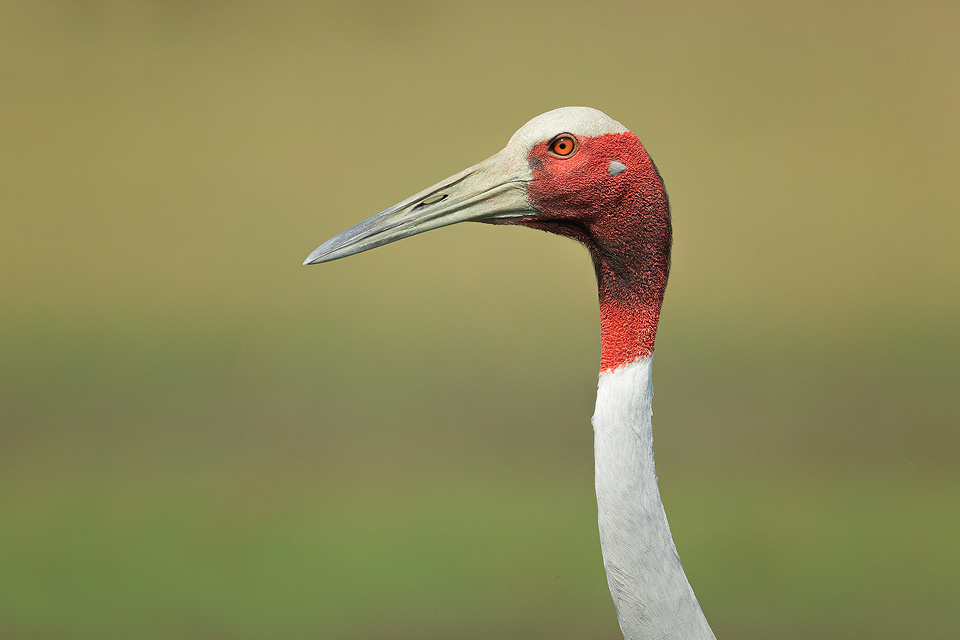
[505,132,672,373]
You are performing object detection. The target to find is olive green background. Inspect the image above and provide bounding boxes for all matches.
[2,1,958,638]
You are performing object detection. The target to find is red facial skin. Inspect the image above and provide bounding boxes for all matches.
[495,132,672,373]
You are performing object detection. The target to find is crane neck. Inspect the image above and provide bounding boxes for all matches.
[594,256,667,372]
[593,357,715,640]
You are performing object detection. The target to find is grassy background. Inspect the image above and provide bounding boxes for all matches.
[2,1,959,638]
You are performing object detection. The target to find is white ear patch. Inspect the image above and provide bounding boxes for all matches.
[608,161,627,177]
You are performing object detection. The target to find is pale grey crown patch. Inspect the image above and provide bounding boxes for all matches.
[608,161,627,177]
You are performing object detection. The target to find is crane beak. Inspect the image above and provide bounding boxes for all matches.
[303,151,534,265]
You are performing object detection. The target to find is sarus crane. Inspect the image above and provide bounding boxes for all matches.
[304,107,716,640]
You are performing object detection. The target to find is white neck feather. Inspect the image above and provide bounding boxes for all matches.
[593,357,715,640]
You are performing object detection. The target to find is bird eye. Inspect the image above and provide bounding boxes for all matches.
[548,135,577,157]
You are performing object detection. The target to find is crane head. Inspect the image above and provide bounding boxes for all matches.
[303,106,669,271]
[304,107,672,369]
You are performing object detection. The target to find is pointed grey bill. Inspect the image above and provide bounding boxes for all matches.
[303,150,535,265]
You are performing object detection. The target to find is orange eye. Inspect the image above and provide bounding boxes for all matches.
[548,135,577,157]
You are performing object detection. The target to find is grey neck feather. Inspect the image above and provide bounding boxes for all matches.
[592,357,716,640]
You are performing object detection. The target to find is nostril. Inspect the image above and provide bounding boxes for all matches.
[413,194,448,210]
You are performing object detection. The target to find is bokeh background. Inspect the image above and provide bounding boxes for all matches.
[2,1,958,638]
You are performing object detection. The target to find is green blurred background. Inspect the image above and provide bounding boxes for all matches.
[2,1,958,638]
